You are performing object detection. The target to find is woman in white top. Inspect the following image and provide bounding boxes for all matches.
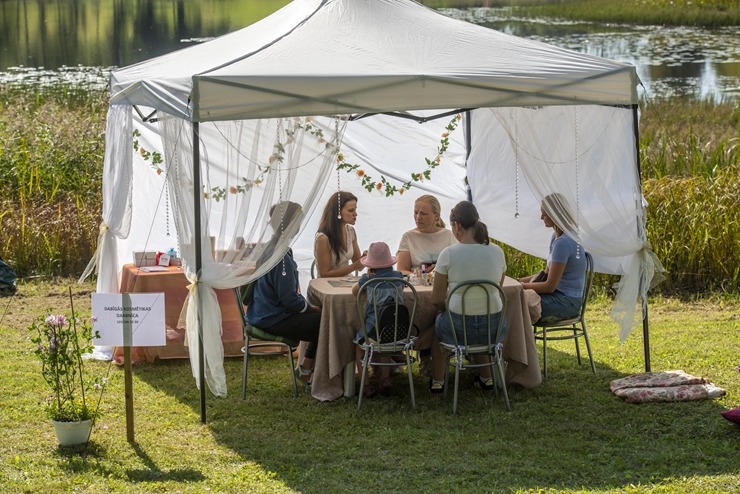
[314,191,365,278]
[396,195,456,274]
[429,200,507,393]
[397,194,457,375]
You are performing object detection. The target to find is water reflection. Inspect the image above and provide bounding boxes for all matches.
[448,8,740,102]
[0,1,737,102]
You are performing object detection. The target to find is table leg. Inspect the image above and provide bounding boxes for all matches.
[343,362,356,398]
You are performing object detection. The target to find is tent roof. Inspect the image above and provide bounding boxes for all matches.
[110,0,639,121]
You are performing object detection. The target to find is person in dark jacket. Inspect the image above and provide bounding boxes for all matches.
[247,201,321,384]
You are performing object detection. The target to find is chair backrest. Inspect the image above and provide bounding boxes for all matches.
[310,260,316,279]
[579,252,594,318]
[356,277,417,346]
[238,281,257,307]
[446,280,506,348]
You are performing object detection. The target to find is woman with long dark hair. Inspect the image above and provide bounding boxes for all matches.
[314,191,365,278]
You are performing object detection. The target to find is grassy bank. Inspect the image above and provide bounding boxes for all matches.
[0,87,738,292]
[520,0,740,27]
[0,279,738,492]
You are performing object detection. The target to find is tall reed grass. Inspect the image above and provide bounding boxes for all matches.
[639,99,739,178]
[643,168,739,292]
[0,86,737,293]
[0,86,106,276]
[523,0,740,27]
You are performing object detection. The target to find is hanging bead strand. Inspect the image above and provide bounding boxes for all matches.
[514,111,520,219]
[164,179,171,237]
[276,120,287,276]
[575,107,581,260]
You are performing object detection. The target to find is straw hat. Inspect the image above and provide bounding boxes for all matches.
[361,242,396,269]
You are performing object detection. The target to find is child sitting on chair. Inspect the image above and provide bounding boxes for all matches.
[352,241,405,398]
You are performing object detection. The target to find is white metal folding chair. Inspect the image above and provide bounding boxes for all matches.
[533,252,596,379]
[355,277,418,410]
[439,280,510,413]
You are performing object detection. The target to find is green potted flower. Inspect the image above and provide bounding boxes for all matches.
[29,308,107,446]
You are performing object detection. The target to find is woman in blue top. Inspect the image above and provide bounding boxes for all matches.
[247,201,321,384]
[521,193,587,322]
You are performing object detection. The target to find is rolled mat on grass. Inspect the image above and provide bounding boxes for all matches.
[610,370,726,404]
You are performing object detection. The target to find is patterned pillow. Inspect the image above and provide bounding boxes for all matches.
[721,406,740,424]
[610,370,726,404]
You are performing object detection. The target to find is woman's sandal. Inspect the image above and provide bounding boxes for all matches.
[294,365,313,389]
[473,376,495,391]
[428,379,444,394]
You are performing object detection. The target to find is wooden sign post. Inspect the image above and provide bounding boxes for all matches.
[92,293,166,444]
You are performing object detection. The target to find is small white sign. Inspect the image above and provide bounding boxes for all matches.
[92,293,166,347]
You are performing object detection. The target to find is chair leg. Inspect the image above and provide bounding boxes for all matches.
[452,361,462,414]
[542,329,548,380]
[357,349,371,410]
[287,346,298,398]
[573,325,582,365]
[443,360,450,400]
[241,342,249,400]
[495,353,511,411]
[406,352,416,409]
[581,322,596,375]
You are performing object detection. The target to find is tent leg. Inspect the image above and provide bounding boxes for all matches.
[642,299,650,372]
[192,122,207,424]
[632,104,651,373]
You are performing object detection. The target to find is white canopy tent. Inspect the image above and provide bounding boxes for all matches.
[88,0,662,417]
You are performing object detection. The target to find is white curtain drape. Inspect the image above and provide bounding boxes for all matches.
[468,105,664,340]
[79,105,133,293]
[158,115,346,396]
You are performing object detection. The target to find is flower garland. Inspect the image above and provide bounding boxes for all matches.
[336,113,461,197]
[133,113,462,200]
[207,118,326,201]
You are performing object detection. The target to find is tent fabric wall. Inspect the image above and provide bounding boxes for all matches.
[96,0,658,397]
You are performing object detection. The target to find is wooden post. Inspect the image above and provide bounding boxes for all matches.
[124,346,135,443]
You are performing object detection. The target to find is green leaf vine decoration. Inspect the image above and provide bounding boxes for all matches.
[336,113,461,197]
[132,129,164,174]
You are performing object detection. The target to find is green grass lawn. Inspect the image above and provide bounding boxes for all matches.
[1,280,738,493]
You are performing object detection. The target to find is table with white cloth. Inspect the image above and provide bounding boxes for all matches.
[112,264,244,364]
[306,276,542,401]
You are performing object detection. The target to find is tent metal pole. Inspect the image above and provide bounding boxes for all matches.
[632,104,651,372]
[192,122,207,423]
[464,110,472,202]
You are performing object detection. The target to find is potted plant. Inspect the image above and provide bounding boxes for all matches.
[28,294,107,447]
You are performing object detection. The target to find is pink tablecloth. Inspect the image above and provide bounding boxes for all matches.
[306,276,541,401]
[113,264,244,364]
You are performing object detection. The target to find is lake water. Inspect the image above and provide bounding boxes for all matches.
[0,1,737,102]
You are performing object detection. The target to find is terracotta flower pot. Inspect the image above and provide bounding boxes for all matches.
[51,419,93,446]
